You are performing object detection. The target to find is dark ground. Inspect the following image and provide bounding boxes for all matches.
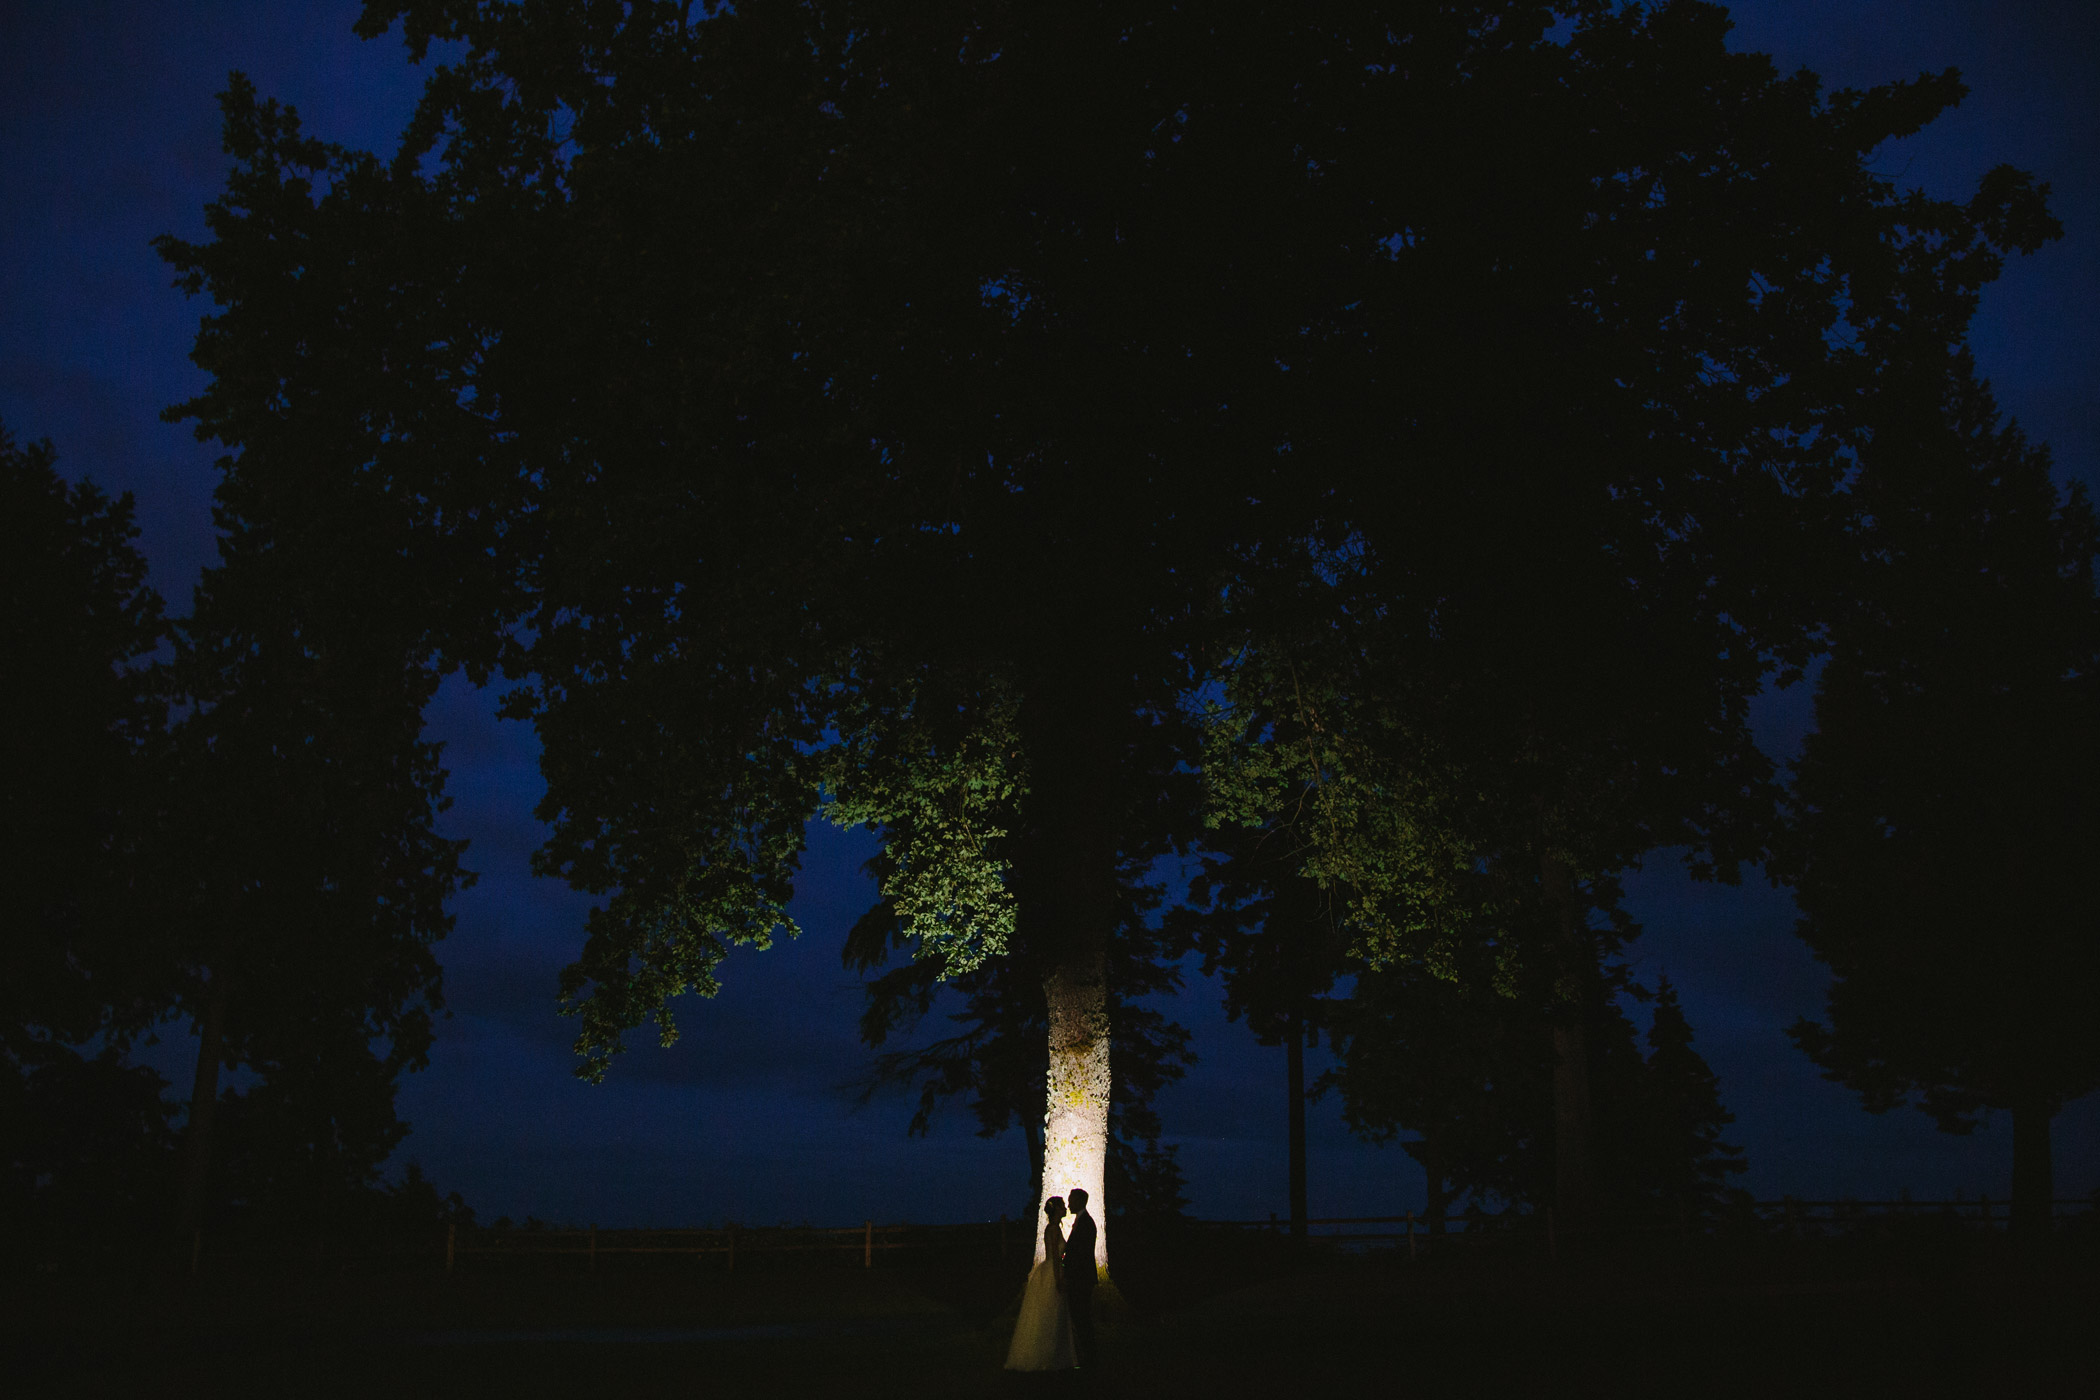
[8,1233,2095,1397]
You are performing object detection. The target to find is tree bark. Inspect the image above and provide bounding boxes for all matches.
[1286,1007,1307,1242]
[1037,946,1111,1272]
[175,973,230,1244]
[1540,852,1595,1227]
[2010,1098,2055,1244]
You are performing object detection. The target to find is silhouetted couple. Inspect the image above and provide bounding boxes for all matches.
[1003,1188,1098,1372]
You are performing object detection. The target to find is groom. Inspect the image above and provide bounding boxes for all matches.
[1061,1188,1099,1369]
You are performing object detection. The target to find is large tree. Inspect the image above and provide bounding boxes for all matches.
[162,1,2054,1268]
[1780,357,2099,1240]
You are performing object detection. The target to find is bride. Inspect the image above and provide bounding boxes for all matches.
[1004,1196,1077,1371]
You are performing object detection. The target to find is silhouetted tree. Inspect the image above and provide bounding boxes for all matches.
[1323,944,1552,1223]
[1,421,475,1255]
[1326,953,1744,1222]
[0,423,173,1251]
[161,1,2054,1265]
[1632,975,1746,1217]
[1780,357,2099,1241]
[1205,573,1772,1232]
[1,425,166,1037]
[155,446,472,1243]
[1176,830,1349,1241]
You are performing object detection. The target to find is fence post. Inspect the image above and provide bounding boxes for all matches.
[864,1221,873,1269]
[446,1223,456,1275]
[589,1224,598,1276]
[1000,1214,1008,1259]
[1407,1211,1416,1262]
[727,1225,736,1274]
[1979,1195,1991,1231]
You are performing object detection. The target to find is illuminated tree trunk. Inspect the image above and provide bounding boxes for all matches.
[1035,946,1110,1273]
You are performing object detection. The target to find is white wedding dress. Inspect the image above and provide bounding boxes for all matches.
[1004,1220,1077,1371]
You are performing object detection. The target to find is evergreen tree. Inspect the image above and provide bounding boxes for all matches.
[1634,975,1746,1216]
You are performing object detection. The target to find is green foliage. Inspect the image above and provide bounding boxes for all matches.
[1200,638,1480,969]
[823,687,1026,977]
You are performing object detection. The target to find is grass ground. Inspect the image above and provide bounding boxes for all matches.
[9,1237,2094,1397]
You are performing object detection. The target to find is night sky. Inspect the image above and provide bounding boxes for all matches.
[5,1,2096,1228]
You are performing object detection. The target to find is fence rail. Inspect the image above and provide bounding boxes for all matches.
[157,1196,2100,1277]
[1184,1197,2100,1258]
[441,1218,1028,1274]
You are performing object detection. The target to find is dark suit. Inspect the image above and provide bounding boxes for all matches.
[1062,1208,1099,1367]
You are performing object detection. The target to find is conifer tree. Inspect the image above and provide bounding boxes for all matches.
[1636,975,1746,1216]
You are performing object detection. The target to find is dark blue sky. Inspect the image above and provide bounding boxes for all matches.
[5,1,2095,1226]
